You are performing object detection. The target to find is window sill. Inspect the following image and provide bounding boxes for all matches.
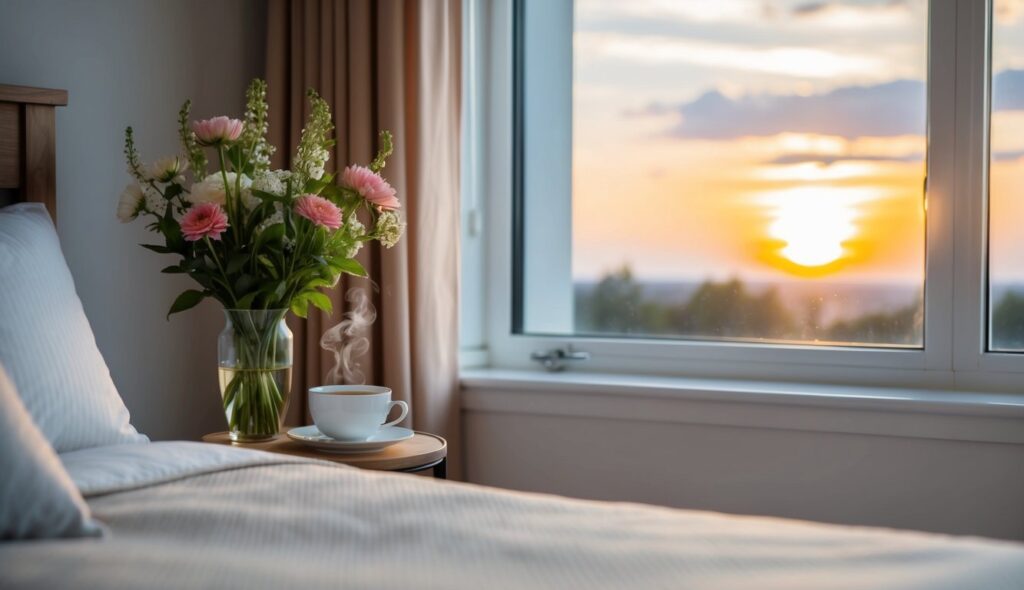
[460,369,1024,445]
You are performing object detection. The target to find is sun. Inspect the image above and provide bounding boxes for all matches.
[771,200,853,267]
[758,186,876,273]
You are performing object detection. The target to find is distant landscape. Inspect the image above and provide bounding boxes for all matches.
[573,266,1024,350]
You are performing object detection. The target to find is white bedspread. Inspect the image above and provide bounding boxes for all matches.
[2,442,1022,589]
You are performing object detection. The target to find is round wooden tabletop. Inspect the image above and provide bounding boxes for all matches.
[201,430,447,472]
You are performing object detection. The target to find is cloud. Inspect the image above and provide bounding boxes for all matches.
[653,70,1024,141]
[768,153,923,165]
[789,0,913,28]
[670,80,924,139]
[582,32,885,79]
[993,150,1024,162]
[768,150,1024,166]
[578,0,770,25]
[792,0,908,17]
[791,2,829,15]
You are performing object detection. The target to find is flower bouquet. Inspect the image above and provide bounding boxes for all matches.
[117,79,403,441]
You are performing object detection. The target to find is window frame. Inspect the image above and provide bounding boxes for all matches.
[464,0,1024,392]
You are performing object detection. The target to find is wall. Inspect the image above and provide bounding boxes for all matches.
[463,374,1024,541]
[0,0,267,440]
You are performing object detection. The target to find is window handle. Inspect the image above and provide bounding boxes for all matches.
[530,347,591,372]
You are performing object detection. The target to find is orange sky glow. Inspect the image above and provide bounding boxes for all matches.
[571,0,1024,284]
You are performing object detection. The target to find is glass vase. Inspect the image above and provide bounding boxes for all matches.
[218,309,293,442]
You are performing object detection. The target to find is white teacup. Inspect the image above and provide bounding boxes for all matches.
[308,385,409,441]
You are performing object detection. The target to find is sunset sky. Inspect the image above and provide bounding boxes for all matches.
[571,0,1024,283]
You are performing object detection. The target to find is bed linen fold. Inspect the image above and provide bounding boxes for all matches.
[3,442,1023,589]
[60,441,324,496]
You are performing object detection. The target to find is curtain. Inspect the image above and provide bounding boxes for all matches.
[266,0,461,475]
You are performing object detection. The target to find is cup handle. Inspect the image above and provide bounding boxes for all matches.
[382,400,409,428]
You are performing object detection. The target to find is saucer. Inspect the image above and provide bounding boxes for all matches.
[286,425,414,454]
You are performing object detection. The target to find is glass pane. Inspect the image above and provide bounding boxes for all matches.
[520,0,927,346]
[989,0,1024,351]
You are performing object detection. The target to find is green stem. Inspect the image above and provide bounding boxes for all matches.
[205,237,238,306]
[281,227,306,305]
[221,310,289,440]
[216,147,234,229]
[233,150,244,231]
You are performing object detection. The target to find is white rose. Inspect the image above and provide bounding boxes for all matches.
[188,172,251,206]
[116,183,145,222]
[188,177,223,205]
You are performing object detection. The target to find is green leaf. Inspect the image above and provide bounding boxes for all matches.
[312,226,328,249]
[226,254,248,275]
[304,176,331,195]
[189,273,213,290]
[256,255,279,279]
[166,289,205,320]
[317,263,336,279]
[290,297,309,318]
[235,292,258,309]
[286,209,297,236]
[160,265,185,274]
[259,280,286,304]
[140,243,173,254]
[304,291,333,315]
[226,143,244,167]
[319,183,344,203]
[332,257,367,277]
[165,230,184,253]
[199,255,218,272]
[254,223,285,253]
[234,274,257,295]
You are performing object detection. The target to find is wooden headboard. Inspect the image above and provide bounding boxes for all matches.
[0,84,68,222]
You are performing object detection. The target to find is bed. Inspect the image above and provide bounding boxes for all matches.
[1,83,1023,590]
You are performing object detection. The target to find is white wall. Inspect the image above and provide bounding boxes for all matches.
[0,0,267,440]
[463,376,1024,541]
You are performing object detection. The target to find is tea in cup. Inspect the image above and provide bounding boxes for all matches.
[308,385,409,441]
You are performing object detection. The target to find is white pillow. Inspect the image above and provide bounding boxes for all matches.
[0,363,103,539]
[0,203,147,452]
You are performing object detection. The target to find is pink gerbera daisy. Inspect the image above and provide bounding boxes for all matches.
[191,116,244,146]
[294,194,343,230]
[341,165,400,210]
[180,203,230,241]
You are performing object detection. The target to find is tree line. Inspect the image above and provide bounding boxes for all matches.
[577,266,1024,348]
[574,266,922,345]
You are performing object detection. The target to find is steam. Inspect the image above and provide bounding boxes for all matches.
[320,287,376,384]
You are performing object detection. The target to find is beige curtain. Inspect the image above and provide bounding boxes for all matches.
[266,0,462,476]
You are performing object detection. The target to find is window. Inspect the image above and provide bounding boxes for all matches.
[465,0,1024,390]
[517,0,928,347]
[988,1,1024,351]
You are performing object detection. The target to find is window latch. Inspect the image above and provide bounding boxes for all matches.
[530,346,590,372]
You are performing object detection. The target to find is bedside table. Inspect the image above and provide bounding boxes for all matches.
[202,430,448,479]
